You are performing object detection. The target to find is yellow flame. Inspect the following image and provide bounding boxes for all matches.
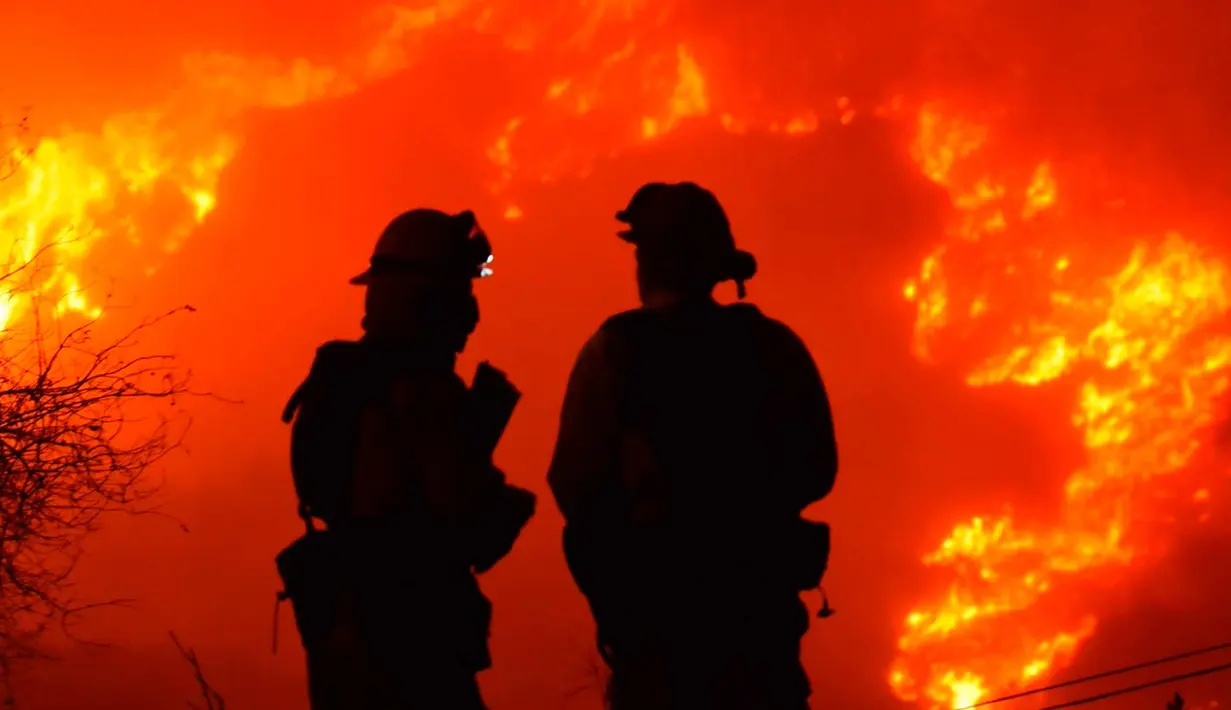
[889,103,1231,708]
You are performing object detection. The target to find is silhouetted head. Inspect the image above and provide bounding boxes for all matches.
[615,182,757,306]
[350,208,494,354]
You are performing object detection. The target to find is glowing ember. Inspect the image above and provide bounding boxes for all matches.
[890,103,1231,708]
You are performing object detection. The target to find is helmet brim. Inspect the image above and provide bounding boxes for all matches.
[348,271,372,286]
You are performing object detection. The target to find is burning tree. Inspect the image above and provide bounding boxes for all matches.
[0,115,190,697]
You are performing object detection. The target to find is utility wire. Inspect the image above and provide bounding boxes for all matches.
[1038,660,1231,709]
[960,640,1231,708]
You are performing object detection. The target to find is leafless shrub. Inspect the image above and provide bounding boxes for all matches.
[0,304,192,696]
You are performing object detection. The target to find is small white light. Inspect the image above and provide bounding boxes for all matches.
[485,254,494,264]
[480,267,494,278]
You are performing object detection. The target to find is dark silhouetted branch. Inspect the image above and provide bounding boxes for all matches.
[170,632,226,710]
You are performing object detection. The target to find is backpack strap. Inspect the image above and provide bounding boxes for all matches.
[281,381,307,425]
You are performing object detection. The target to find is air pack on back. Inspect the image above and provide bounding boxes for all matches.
[282,340,383,529]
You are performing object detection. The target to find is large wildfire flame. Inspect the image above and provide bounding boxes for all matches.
[0,1,856,331]
[889,103,1231,708]
[3,2,1229,708]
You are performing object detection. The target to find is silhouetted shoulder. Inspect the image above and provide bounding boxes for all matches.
[580,308,661,366]
[760,315,812,350]
[721,302,769,327]
[596,308,657,338]
[733,306,818,361]
[738,305,838,504]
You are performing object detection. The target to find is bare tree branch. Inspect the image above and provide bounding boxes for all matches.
[0,304,192,685]
[170,632,226,710]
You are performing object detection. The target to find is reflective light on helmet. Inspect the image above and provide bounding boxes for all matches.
[466,229,495,278]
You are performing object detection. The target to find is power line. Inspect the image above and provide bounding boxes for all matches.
[961,640,1231,708]
[1038,659,1231,709]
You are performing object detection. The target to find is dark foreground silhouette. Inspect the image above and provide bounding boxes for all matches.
[548,182,840,710]
[276,208,535,710]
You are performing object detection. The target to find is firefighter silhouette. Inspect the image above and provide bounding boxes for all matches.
[548,182,840,710]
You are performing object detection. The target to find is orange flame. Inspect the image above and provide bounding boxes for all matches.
[891,103,1231,708]
[0,1,476,332]
[0,113,238,329]
[3,2,861,332]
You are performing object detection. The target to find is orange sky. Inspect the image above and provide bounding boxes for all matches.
[5,1,1231,708]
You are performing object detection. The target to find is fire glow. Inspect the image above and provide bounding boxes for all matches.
[891,103,1231,708]
[0,3,844,330]
[2,4,1228,709]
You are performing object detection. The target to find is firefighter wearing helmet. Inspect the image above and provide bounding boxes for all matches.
[277,209,535,710]
[548,182,840,710]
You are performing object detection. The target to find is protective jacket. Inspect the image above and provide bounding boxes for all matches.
[548,301,839,710]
